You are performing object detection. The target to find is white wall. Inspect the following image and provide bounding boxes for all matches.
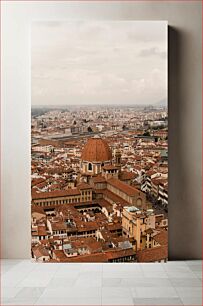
[1,1,202,259]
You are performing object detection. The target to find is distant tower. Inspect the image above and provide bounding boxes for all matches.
[115,149,122,171]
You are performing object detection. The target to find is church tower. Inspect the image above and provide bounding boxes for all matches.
[115,149,122,172]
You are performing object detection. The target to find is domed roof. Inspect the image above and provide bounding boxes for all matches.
[81,136,112,162]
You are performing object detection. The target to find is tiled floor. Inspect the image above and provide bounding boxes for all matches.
[1,260,202,305]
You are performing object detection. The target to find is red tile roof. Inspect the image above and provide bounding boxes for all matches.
[153,230,168,246]
[32,189,80,200]
[107,177,140,197]
[137,245,168,262]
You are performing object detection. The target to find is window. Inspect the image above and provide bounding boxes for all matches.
[88,163,92,171]
[136,198,142,207]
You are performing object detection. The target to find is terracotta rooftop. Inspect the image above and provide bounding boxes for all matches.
[77,183,92,190]
[107,177,140,197]
[64,252,108,263]
[102,189,128,205]
[32,189,81,200]
[92,176,106,184]
[32,245,49,259]
[102,165,118,171]
[31,206,45,215]
[119,171,135,181]
[153,230,168,246]
[105,248,136,260]
[136,245,168,262]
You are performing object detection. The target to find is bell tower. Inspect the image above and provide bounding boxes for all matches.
[115,149,122,171]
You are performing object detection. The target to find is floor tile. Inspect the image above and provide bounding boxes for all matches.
[133,286,178,298]
[47,277,77,288]
[3,296,39,305]
[2,287,23,299]
[169,277,202,287]
[102,277,123,287]
[175,287,202,298]
[102,297,134,305]
[35,297,102,305]
[123,277,172,287]
[193,271,202,279]
[14,287,45,298]
[180,296,202,305]
[188,264,202,272]
[141,263,166,272]
[1,259,202,306]
[54,269,80,278]
[103,270,144,279]
[143,271,168,278]
[185,260,202,265]
[166,271,198,279]
[41,287,101,298]
[2,263,36,287]
[133,297,183,305]
[75,276,102,287]
[102,286,132,298]
[17,274,56,287]
[163,265,192,273]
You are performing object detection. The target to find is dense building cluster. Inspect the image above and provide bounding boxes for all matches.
[31,105,168,263]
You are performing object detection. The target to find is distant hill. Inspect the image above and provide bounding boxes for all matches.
[155,98,167,107]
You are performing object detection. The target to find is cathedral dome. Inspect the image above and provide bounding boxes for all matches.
[81,136,112,162]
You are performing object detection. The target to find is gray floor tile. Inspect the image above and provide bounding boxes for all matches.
[123,277,172,287]
[2,265,16,274]
[133,286,179,298]
[188,264,202,272]
[14,287,45,298]
[164,265,192,273]
[35,297,102,305]
[75,277,102,287]
[143,271,169,278]
[3,296,39,305]
[102,297,134,305]
[2,287,22,299]
[41,287,101,298]
[193,271,203,279]
[141,263,166,272]
[103,271,144,278]
[17,274,56,287]
[175,286,202,298]
[102,277,123,287]
[1,259,202,306]
[180,296,202,305]
[102,286,132,298]
[47,277,77,288]
[133,297,183,305]
[185,260,202,265]
[166,271,198,279]
[169,277,202,287]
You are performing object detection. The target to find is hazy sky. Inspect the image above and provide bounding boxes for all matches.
[32,21,167,106]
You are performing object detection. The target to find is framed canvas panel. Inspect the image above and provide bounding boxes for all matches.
[31,20,168,263]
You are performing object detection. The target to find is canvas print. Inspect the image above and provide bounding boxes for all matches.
[31,21,168,263]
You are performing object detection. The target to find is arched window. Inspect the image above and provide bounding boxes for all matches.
[136,198,142,207]
[88,163,92,171]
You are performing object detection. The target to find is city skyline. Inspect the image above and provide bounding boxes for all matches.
[31,105,168,263]
[32,21,167,106]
